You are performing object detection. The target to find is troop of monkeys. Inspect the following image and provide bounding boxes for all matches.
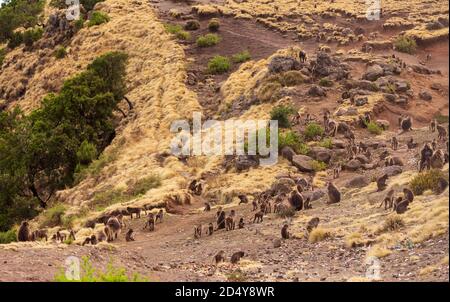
[16,221,76,243]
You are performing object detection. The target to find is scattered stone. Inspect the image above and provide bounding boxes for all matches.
[346,175,370,188]
[344,159,362,171]
[307,85,327,97]
[354,96,368,106]
[292,155,314,172]
[419,91,432,101]
[363,64,384,81]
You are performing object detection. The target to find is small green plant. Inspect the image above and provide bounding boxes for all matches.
[410,169,448,195]
[304,123,324,140]
[311,160,327,172]
[74,18,85,31]
[232,50,251,63]
[164,23,191,40]
[270,105,296,128]
[54,256,149,282]
[7,32,24,49]
[77,140,98,165]
[394,35,417,54]
[208,18,220,32]
[196,33,220,47]
[278,131,309,155]
[0,229,17,244]
[54,46,67,59]
[40,204,66,228]
[319,137,333,149]
[319,77,333,87]
[207,55,230,74]
[366,121,383,135]
[87,11,110,27]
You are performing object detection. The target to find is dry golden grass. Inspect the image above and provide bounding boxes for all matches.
[367,245,392,258]
[309,227,333,243]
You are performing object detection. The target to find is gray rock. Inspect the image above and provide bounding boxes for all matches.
[419,91,432,101]
[381,165,403,176]
[268,56,301,73]
[354,96,368,106]
[344,159,362,171]
[363,64,384,81]
[384,93,396,102]
[273,239,282,248]
[271,178,296,194]
[307,85,327,97]
[310,147,332,163]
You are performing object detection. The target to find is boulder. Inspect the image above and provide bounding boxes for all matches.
[344,159,361,171]
[363,64,384,81]
[419,91,432,101]
[271,178,296,194]
[292,155,314,172]
[354,96,368,106]
[355,154,370,164]
[268,56,301,73]
[235,155,259,172]
[332,139,346,149]
[310,147,332,163]
[307,85,327,97]
[381,165,403,176]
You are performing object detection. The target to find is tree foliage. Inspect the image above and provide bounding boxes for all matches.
[0,52,128,231]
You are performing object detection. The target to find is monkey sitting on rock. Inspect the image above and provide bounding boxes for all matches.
[326,182,341,204]
[281,224,290,239]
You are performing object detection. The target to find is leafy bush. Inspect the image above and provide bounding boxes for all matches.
[410,169,448,195]
[232,50,251,63]
[278,130,309,155]
[196,33,220,47]
[394,35,417,54]
[0,0,45,44]
[22,27,43,47]
[77,140,98,165]
[304,123,324,140]
[40,204,66,228]
[7,31,23,48]
[311,160,327,172]
[319,137,333,149]
[208,18,220,32]
[87,11,109,27]
[54,46,67,59]
[55,256,149,282]
[0,229,17,244]
[270,105,296,128]
[366,121,383,135]
[319,77,333,87]
[207,55,230,74]
[435,114,449,124]
[80,0,105,11]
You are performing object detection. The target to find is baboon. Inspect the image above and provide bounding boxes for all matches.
[238,218,245,229]
[230,251,245,264]
[437,124,448,141]
[291,112,301,126]
[238,194,249,204]
[225,215,235,231]
[125,229,135,242]
[333,163,341,179]
[419,143,433,172]
[193,180,204,196]
[306,217,320,233]
[403,188,414,203]
[253,211,264,223]
[326,182,341,204]
[430,119,437,132]
[55,231,66,243]
[188,179,197,193]
[289,190,304,211]
[281,224,290,239]
[358,141,368,154]
[299,50,307,63]
[391,136,398,150]
[214,250,225,264]
[273,202,281,213]
[426,53,432,61]
[106,217,121,241]
[82,236,92,246]
[394,197,409,214]
[17,221,31,242]
[31,229,48,241]
[252,200,258,211]
[407,138,418,149]
[431,149,445,169]
[143,213,155,231]
[379,189,395,210]
[377,174,388,191]
[432,139,437,151]
[127,207,141,219]
[385,156,404,167]
[208,223,214,235]
[304,197,312,209]
[400,116,412,131]
[217,210,226,230]
[96,229,107,242]
[194,224,202,239]
[436,177,449,194]
[155,209,164,223]
[204,202,211,212]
